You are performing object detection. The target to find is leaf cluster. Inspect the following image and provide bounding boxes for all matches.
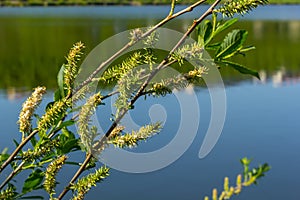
[204,158,270,200]
[197,13,260,79]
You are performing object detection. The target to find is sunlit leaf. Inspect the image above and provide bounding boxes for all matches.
[197,20,213,46]
[206,42,221,50]
[216,29,248,59]
[56,120,76,131]
[214,18,239,37]
[218,60,260,79]
[60,139,80,154]
[57,64,66,99]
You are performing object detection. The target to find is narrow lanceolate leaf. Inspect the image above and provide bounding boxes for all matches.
[197,20,212,46]
[219,60,260,79]
[22,169,44,194]
[215,29,248,59]
[213,18,239,37]
[19,196,44,199]
[239,46,256,53]
[57,64,66,99]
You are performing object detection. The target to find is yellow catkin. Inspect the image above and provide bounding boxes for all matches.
[64,42,85,91]
[38,100,69,131]
[44,155,67,195]
[212,188,218,200]
[235,174,242,193]
[224,177,229,192]
[78,93,102,150]
[18,86,46,136]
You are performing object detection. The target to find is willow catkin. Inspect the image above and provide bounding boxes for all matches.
[18,86,46,135]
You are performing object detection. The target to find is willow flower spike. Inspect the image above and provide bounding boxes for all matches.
[44,155,68,198]
[78,93,102,150]
[71,166,110,200]
[18,86,46,137]
[215,0,268,17]
[38,100,70,131]
[64,41,85,92]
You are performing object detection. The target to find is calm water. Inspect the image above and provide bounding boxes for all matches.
[0,5,300,200]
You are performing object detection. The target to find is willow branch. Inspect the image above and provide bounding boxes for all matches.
[0,130,38,173]
[57,153,92,200]
[169,0,176,17]
[57,1,223,199]
[73,0,206,94]
[0,161,25,190]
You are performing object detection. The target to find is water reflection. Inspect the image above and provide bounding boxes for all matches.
[0,7,299,91]
[254,67,300,87]
[1,6,300,200]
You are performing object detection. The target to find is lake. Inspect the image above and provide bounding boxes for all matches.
[0,5,300,200]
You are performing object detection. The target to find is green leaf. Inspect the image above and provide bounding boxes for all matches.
[214,18,239,37]
[0,153,9,165]
[20,196,44,199]
[58,128,80,154]
[40,154,55,163]
[239,45,256,53]
[216,29,248,59]
[206,42,221,50]
[60,139,80,154]
[57,64,66,99]
[65,161,81,166]
[54,89,62,101]
[30,136,37,147]
[22,169,44,194]
[61,127,76,139]
[56,120,75,131]
[45,101,55,111]
[203,21,213,45]
[212,12,217,33]
[13,139,19,147]
[220,60,260,79]
[197,20,213,46]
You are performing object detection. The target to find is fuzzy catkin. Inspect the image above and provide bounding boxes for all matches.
[18,86,46,135]
[38,100,69,131]
[78,93,102,150]
[44,155,67,196]
[71,167,109,200]
[64,42,85,91]
[215,0,268,17]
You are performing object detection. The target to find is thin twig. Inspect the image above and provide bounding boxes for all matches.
[57,153,92,200]
[73,0,206,94]
[56,1,219,196]
[0,130,38,173]
[57,1,223,199]
[0,161,25,190]
[169,0,176,17]
[0,0,207,180]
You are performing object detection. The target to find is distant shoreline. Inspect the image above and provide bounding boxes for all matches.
[0,0,299,7]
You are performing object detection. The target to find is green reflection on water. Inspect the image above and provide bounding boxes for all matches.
[0,15,299,90]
